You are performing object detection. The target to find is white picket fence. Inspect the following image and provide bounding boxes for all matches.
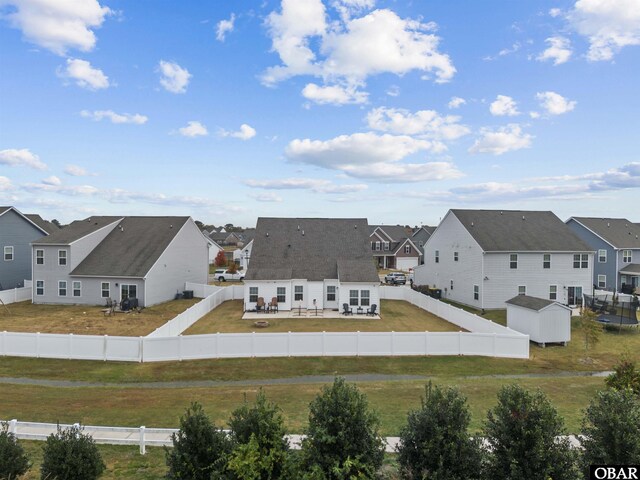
[146,285,243,337]
[0,281,32,305]
[0,285,529,361]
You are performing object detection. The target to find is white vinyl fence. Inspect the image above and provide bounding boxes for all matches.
[0,281,31,305]
[146,285,243,337]
[0,285,529,361]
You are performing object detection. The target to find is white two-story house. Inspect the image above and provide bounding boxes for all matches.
[414,209,594,309]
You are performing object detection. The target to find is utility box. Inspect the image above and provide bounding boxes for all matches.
[506,295,572,347]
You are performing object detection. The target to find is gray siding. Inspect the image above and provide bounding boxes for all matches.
[144,219,208,306]
[0,210,47,289]
[566,218,616,291]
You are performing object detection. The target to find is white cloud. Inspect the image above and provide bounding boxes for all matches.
[366,107,470,140]
[219,123,256,140]
[244,178,368,193]
[332,0,376,21]
[469,124,533,155]
[448,96,466,109]
[262,3,455,94]
[339,161,463,183]
[58,58,110,90]
[216,13,235,41]
[536,91,576,115]
[529,111,541,119]
[23,182,99,196]
[568,0,640,61]
[537,36,572,65]
[158,60,191,94]
[42,175,62,186]
[80,110,148,124]
[386,85,400,97]
[302,83,368,105]
[489,95,519,116]
[0,176,14,191]
[64,164,97,176]
[250,192,283,202]
[549,8,562,18]
[178,121,209,137]
[1,0,111,55]
[0,148,47,170]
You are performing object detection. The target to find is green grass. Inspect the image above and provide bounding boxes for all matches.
[184,300,463,334]
[439,298,507,325]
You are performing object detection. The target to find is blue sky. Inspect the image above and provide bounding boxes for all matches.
[0,0,638,227]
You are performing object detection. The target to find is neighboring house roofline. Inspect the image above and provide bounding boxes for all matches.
[566,217,616,249]
[0,206,50,236]
[143,218,193,279]
[31,217,123,245]
[439,210,484,252]
[370,226,394,242]
[392,237,420,255]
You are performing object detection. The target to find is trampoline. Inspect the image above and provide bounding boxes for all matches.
[584,293,639,327]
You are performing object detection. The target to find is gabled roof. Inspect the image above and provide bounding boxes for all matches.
[369,224,412,241]
[506,295,571,312]
[33,216,122,244]
[569,217,640,249]
[450,209,592,252]
[0,206,55,236]
[391,237,420,255]
[246,218,379,283]
[71,216,190,277]
[412,225,436,237]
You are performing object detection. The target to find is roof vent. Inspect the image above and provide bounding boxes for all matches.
[607,223,610,227]
[471,222,474,227]
[354,224,357,229]
[522,215,525,220]
[500,211,503,215]
[170,224,173,229]
[302,230,305,236]
[297,225,300,230]
[266,232,269,237]
[120,226,124,232]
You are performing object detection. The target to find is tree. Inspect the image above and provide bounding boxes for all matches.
[0,422,30,480]
[227,262,238,274]
[51,219,62,228]
[165,402,233,480]
[227,390,289,480]
[41,424,105,480]
[605,356,640,396]
[581,389,640,470]
[397,383,484,480]
[483,384,580,480]
[579,308,603,354]
[300,377,385,478]
[215,250,228,267]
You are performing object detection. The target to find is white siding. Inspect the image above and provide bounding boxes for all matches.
[68,220,121,270]
[244,280,292,311]
[507,304,571,345]
[396,257,418,271]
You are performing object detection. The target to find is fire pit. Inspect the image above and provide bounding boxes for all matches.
[254,320,270,328]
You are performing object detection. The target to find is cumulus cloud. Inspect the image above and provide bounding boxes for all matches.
[23,181,99,196]
[568,0,640,61]
[58,58,110,90]
[537,36,572,65]
[219,123,256,140]
[302,83,368,105]
[216,13,235,41]
[1,0,111,55]
[244,178,368,193]
[448,96,466,109]
[64,164,97,177]
[42,176,62,186]
[0,176,14,191]
[158,60,191,94]
[250,192,283,202]
[468,124,533,155]
[536,91,576,115]
[339,161,463,183]
[178,121,209,137]
[0,148,47,170]
[386,85,400,97]
[262,2,455,99]
[366,107,470,140]
[489,95,519,116]
[80,110,148,124]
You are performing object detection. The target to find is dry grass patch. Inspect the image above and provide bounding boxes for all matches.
[0,298,200,336]
[184,299,463,335]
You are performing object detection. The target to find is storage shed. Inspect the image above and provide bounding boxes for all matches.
[505,295,572,347]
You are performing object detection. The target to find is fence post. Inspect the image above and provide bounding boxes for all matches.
[424,331,428,356]
[179,335,183,361]
[1,331,5,356]
[287,332,291,357]
[9,419,17,434]
[458,331,462,355]
[69,333,73,360]
[493,333,497,356]
[103,335,108,361]
[140,426,146,455]
[356,331,360,357]
[391,331,395,356]
[215,332,219,359]
[251,332,255,358]
[36,332,40,358]
[139,337,144,363]
[322,331,326,356]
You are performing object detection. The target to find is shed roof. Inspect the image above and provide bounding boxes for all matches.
[246,218,379,282]
[451,209,592,252]
[570,217,640,249]
[70,216,190,277]
[506,295,571,312]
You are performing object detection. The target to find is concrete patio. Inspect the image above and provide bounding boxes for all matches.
[242,308,380,320]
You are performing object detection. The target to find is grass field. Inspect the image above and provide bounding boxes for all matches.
[184,300,464,334]
[0,298,199,336]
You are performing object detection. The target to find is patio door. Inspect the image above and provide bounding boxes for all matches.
[121,284,137,301]
[567,286,582,306]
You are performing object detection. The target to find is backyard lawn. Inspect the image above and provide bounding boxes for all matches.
[183,299,464,334]
[0,298,199,336]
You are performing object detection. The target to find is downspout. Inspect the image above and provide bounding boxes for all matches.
[481,251,485,312]
[615,249,619,292]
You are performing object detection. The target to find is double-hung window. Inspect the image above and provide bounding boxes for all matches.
[3,246,13,261]
[36,280,44,296]
[294,286,303,301]
[454,252,459,262]
[404,245,411,254]
[473,285,479,301]
[277,287,286,303]
[101,282,110,298]
[518,285,526,295]
[435,250,439,263]
[360,290,370,306]
[249,287,258,303]
[58,250,67,266]
[623,250,632,263]
[326,286,336,302]
[597,275,606,289]
[598,249,607,263]
[510,254,518,269]
[543,254,551,269]
[573,254,588,269]
[349,289,358,306]
[549,285,557,300]
[36,249,44,265]
[73,281,81,297]
[58,280,67,296]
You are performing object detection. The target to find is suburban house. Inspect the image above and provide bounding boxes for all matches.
[244,218,380,312]
[0,206,58,290]
[413,209,594,309]
[233,238,253,271]
[566,217,640,294]
[202,232,223,265]
[31,216,208,307]
[411,225,436,265]
[369,225,420,271]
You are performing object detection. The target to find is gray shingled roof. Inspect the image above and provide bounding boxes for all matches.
[506,295,566,312]
[370,225,412,241]
[619,263,640,275]
[33,216,122,244]
[570,217,640,249]
[71,216,190,277]
[0,207,9,215]
[24,214,59,235]
[451,210,592,252]
[246,218,379,282]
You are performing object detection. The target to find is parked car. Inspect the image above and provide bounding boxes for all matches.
[384,272,407,285]
[214,268,244,281]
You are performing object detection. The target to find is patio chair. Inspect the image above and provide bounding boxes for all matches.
[269,297,278,313]
[342,303,353,315]
[366,304,377,316]
[256,297,265,313]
